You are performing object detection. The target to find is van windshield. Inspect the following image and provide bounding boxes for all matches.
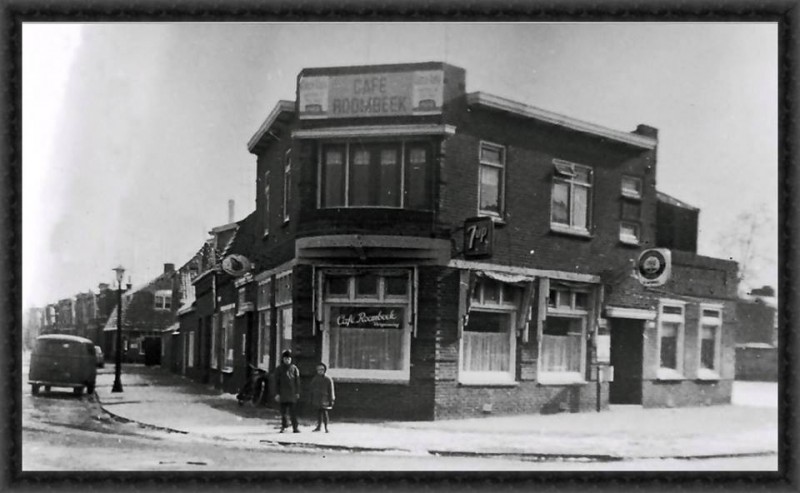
[35,339,89,356]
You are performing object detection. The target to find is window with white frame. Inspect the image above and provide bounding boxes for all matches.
[283,149,291,222]
[187,331,195,368]
[210,315,219,369]
[698,305,723,378]
[275,272,293,362]
[154,290,172,310]
[620,185,642,245]
[658,301,686,378]
[621,176,642,199]
[479,142,505,217]
[460,278,518,385]
[551,160,593,234]
[540,285,590,383]
[322,270,412,381]
[220,305,235,371]
[257,279,272,369]
[319,141,432,210]
[263,170,271,236]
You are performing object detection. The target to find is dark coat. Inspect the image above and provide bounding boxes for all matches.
[273,363,301,403]
[310,374,335,409]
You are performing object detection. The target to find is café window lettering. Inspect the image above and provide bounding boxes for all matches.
[319,141,432,210]
[322,270,412,381]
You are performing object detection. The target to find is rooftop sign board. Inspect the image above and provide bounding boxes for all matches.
[298,70,444,119]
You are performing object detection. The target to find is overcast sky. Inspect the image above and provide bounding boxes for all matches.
[22,23,778,308]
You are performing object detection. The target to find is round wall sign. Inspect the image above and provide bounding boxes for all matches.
[636,249,671,286]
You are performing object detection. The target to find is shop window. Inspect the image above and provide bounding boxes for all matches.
[263,170,271,236]
[257,310,271,370]
[283,150,291,223]
[187,331,195,368]
[539,284,590,384]
[319,141,432,210]
[154,290,172,310]
[657,300,686,379]
[210,315,219,369]
[479,142,505,217]
[220,306,235,372]
[275,271,293,362]
[698,304,723,379]
[460,277,518,385]
[551,159,592,235]
[621,176,642,199]
[322,270,412,381]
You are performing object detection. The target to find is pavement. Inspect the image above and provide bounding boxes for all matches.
[95,364,778,461]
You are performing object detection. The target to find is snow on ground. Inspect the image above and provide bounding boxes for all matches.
[732,381,778,408]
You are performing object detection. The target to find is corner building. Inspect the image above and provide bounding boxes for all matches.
[243,62,737,420]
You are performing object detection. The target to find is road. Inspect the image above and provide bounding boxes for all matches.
[21,363,778,471]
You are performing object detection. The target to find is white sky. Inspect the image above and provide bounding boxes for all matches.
[22,23,778,308]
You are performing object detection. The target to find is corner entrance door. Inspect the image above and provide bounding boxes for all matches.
[609,319,644,405]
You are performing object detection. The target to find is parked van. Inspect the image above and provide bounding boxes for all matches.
[29,334,97,395]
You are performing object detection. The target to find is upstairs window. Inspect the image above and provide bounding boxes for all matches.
[319,141,432,210]
[283,150,291,223]
[154,290,172,311]
[263,170,271,236]
[478,142,505,217]
[621,176,643,199]
[551,160,592,234]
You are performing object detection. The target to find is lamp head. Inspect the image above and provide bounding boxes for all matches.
[113,265,125,285]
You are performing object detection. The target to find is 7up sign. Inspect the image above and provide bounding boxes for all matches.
[463,217,494,259]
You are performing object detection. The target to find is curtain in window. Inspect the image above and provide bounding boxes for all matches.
[330,327,403,370]
[480,165,501,214]
[541,334,582,372]
[323,147,344,206]
[551,180,569,224]
[660,322,679,369]
[700,325,716,369]
[463,332,510,372]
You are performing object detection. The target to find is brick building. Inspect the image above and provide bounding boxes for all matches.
[196,62,738,420]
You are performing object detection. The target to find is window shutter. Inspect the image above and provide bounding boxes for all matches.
[518,280,537,343]
[535,277,550,341]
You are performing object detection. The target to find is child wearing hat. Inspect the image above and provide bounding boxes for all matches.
[273,349,301,433]
[310,362,335,432]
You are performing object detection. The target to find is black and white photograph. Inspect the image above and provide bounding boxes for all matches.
[20,22,779,473]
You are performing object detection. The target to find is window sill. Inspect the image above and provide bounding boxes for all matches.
[656,368,685,381]
[221,367,234,374]
[618,238,641,247]
[621,192,642,201]
[537,373,586,386]
[549,225,593,239]
[695,369,721,381]
[458,375,518,387]
[328,376,410,385]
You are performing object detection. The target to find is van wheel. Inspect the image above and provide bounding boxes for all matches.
[31,384,40,395]
[44,386,51,392]
[73,386,83,395]
[86,382,95,394]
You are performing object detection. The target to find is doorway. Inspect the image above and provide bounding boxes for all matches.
[609,318,644,404]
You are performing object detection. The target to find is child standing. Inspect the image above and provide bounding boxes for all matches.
[310,362,335,433]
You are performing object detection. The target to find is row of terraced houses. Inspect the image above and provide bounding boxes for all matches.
[26,62,778,420]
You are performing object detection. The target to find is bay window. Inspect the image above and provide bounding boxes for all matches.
[460,277,517,385]
[539,285,590,383]
[551,159,592,234]
[657,300,686,379]
[322,270,412,381]
[319,141,432,210]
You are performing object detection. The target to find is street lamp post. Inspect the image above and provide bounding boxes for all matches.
[111,265,125,393]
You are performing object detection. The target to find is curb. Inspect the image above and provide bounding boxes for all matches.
[96,394,188,435]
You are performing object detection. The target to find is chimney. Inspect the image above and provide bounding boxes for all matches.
[164,263,175,274]
[228,199,235,223]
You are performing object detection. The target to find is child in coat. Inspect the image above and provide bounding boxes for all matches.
[309,362,335,432]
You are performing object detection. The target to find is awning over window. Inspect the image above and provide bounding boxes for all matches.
[477,270,535,285]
